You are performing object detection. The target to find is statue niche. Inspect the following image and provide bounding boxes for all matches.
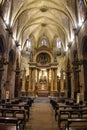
[39,70,47,90]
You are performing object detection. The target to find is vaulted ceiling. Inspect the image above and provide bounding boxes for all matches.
[0,0,78,73]
[9,0,76,51]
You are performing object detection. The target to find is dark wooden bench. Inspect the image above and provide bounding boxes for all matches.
[66,118,87,130]
[0,108,26,129]
[0,117,21,130]
[57,109,87,129]
[57,103,87,110]
[0,103,30,120]
[0,124,16,130]
[7,104,30,120]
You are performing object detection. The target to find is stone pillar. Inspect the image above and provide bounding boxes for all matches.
[51,68,54,92]
[32,68,35,92]
[47,69,49,90]
[37,69,40,90]
[28,67,32,91]
[71,72,75,98]
[60,77,64,92]
[22,78,26,92]
[21,69,26,92]
[54,68,57,91]
[1,64,8,99]
[57,77,61,93]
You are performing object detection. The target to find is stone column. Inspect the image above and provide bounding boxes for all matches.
[54,68,57,91]
[47,69,49,90]
[15,71,21,98]
[51,68,54,92]
[71,73,75,99]
[37,69,40,90]
[32,68,35,92]
[60,77,64,92]
[28,67,32,91]
[57,77,60,93]
[21,69,26,92]
[22,78,25,92]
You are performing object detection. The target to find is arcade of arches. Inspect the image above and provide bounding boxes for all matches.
[0,0,87,103]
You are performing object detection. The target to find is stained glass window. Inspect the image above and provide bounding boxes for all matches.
[56,40,61,49]
[26,38,31,51]
[41,38,47,45]
[78,0,84,25]
[26,38,31,55]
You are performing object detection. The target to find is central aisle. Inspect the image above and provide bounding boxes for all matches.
[25,97,58,130]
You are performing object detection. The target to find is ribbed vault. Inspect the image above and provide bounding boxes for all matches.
[0,0,77,72]
[9,0,76,50]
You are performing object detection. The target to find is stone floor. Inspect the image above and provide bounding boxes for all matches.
[25,97,58,130]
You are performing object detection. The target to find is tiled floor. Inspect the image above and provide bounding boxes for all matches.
[25,97,58,130]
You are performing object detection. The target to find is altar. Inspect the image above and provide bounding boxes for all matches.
[37,83,49,97]
[37,90,49,97]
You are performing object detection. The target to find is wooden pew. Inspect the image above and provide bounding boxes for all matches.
[0,117,21,130]
[0,124,16,130]
[0,103,30,120]
[57,109,87,130]
[66,118,87,130]
[56,103,87,119]
[0,108,26,129]
[8,104,30,120]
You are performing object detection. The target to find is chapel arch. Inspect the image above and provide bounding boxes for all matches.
[82,36,87,100]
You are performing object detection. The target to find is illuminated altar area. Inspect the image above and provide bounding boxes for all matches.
[21,44,59,97]
[37,69,49,97]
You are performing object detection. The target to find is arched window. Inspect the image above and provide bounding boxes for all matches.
[78,0,84,26]
[26,38,31,55]
[56,40,61,49]
[26,38,31,50]
[41,38,47,46]
[56,39,62,56]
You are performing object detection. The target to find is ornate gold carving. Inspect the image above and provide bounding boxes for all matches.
[36,53,51,65]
